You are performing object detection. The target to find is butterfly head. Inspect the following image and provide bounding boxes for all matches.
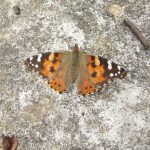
[73,44,79,51]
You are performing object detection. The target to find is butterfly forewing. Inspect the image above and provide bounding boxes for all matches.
[26,52,65,77]
[87,55,126,81]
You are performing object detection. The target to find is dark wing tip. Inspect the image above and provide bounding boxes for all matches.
[120,68,127,79]
[24,58,30,68]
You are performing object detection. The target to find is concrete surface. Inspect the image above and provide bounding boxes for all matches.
[0,0,150,149]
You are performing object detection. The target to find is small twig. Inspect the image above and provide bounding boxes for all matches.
[124,17,150,49]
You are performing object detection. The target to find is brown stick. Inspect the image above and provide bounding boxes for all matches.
[124,17,150,49]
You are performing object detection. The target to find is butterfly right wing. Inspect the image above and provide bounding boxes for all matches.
[76,53,127,96]
[25,51,72,93]
[87,55,127,84]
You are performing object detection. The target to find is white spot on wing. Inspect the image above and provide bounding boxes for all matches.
[117,65,121,70]
[110,73,114,77]
[37,54,42,62]
[35,64,38,68]
[32,64,34,66]
[30,57,33,61]
[115,73,118,76]
[107,60,112,70]
[118,71,121,74]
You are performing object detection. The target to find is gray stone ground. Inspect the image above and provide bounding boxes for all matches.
[0,0,150,149]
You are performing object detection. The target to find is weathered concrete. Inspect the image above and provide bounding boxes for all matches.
[0,0,150,149]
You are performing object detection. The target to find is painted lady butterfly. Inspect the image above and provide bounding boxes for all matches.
[25,44,127,96]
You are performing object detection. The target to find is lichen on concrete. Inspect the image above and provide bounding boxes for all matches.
[0,0,150,150]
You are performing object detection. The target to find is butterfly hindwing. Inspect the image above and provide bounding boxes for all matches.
[76,73,97,96]
[49,60,72,93]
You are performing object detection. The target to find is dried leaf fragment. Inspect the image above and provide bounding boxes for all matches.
[2,135,18,150]
[107,4,125,17]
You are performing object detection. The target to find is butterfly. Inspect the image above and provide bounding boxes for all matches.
[25,44,127,96]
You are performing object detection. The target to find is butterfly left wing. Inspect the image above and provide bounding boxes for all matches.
[25,51,72,93]
[76,54,127,96]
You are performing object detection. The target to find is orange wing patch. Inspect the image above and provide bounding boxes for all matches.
[90,65,107,84]
[49,69,68,93]
[48,53,62,61]
[88,56,107,84]
[79,79,96,96]
[78,56,106,96]
[40,53,62,78]
[49,77,66,93]
[40,59,54,78]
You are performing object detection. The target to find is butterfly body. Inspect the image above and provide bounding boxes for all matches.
[25,44,127,96]
[69,45,80,83]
